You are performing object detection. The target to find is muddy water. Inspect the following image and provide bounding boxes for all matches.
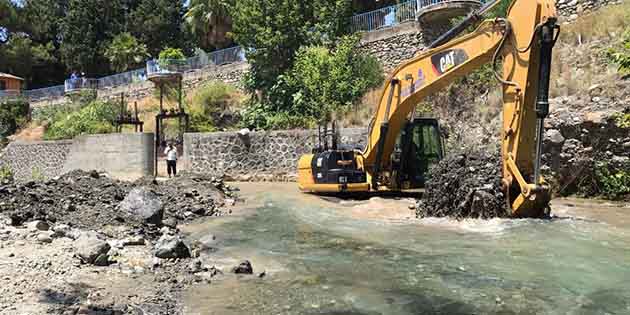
[183,183,630,315]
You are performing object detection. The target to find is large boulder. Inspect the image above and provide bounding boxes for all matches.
[75,232,111,265]
[232,260,253,274]
[154,234,191,259]
[119,187,163,225]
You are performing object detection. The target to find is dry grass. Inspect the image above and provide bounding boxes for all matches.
[550,2,630,97]
[559,2,630,46]
[341,86,381,127]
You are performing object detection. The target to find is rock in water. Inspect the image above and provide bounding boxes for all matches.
[232,260,253,274]
[417,151,509,219]
[75,232,111,265]
[119,187,163,225]
[154,235,191,259]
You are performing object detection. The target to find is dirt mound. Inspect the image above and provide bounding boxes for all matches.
[0,170,234,237]
[417,151,509,219]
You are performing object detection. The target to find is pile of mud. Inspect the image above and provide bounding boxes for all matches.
[417,151,510,219]
[0,170,236,237]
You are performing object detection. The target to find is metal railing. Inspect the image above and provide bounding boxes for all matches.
[23,46,247,103]
[147,46,247,77]
[24,85,65,102]
[351,0,418,33]
[209,46,246,66]
[98,68,147,89]
[64,78,99,93]
[351,0,484,33]
[146,59,190,77]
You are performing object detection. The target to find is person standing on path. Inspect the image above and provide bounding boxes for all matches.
[164,143,178,178]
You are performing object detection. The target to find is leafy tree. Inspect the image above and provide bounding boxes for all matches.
[18,0,68,45]
[0,0,19,43]
[184,0,234,51]
[105,32,149,72]
[130,0,192,57]
[158,47,186,60]
[232,0,352,95]
[190,80,242,131]
[0,98,30,139]
[44,100,118,140]
[287,35,383,122]
[242,35,383,129]
[60,0,126,76]
[0,35,56,85]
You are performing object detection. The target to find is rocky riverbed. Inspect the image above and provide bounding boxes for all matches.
[0,171,245,314]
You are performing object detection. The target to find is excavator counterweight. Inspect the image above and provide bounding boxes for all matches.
[297,0,559,218]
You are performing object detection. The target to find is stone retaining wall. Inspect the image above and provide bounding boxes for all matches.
[184,128,368,181]
[0,140,73,180]
[557,0,623,20]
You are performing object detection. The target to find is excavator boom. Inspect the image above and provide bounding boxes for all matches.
[298,0,559,218]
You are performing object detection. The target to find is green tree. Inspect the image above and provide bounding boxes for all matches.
[184,0,234,51]
[232,0,352,95]
[44,100,118,140]
[287,35,383,122]
[60,0,126,76]
[0,98,30,139]
[0,0,19,43]
[0,35,56,85]
[105,32,149,72]
[158,47,186,60]
[130,0,192,57]
[242,35,383,129]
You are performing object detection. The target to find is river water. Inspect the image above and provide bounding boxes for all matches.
[182,183,630,315]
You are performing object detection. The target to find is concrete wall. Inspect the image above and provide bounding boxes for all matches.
[184,128,368,182]
[62,133,154,181]
[0,133,155,181]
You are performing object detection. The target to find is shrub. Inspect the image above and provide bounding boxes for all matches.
[606,29,630,75]
[44,100,118,140]
[158,47,186,61]
[242,35,384,130]
[613,111,630,128]
[31,167,45,181]
[0,166,13,183]
[0,98,30,139]
[189,81,242,132]
[595,163,630,200]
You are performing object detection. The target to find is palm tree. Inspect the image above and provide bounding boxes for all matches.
[184,0,234,51]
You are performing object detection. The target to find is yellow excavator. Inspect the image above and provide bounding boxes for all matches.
[297,0,560,218]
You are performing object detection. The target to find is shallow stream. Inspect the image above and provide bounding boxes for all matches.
[183,183,630,315]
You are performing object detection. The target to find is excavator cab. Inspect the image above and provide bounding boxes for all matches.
[392,118,445,189]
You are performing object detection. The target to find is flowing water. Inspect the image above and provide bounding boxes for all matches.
[182,183,630,315]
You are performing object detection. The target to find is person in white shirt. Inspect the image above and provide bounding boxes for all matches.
[164,143,178,178]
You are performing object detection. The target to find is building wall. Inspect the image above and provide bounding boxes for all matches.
[0,78,21,91]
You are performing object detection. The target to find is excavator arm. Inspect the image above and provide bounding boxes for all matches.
[298,0,559,218]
